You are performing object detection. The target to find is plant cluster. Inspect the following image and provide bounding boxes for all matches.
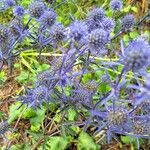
[0,0,150,148]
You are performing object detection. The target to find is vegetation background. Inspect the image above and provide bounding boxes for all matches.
[0,0,149,149]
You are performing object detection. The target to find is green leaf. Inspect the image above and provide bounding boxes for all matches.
[68,108,77,121]
[44,136,69,150]
[37,64,50,72]
[54,113,62,123]
[122,5,131,13]
[30,108,46,132]
[22,108,36,119]
[0,71,6,86]
[131,6,138,12]
[121,136,143,149]
[10,144,31,150]
[15,71,29,84]
[8,102,24,123]
[21,56,35,73]
[121,136,131,144]
[129,31,139,39]
[123,34,130,43]
[0,111,4,119]
[106,10,113,17]
[77,131,100,150]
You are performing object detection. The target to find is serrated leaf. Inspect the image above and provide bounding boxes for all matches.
[44,136,69,150]
[22,108,36,119]
[30,108,46,132]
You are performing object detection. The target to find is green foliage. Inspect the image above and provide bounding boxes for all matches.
[129,31,139,39]
[0,71,6,86]
[8,102,25,123]
[44,136,70,150]
[121,136,143,149]
[10,144,31,150]
[0,111,4,119]
[0,0,149,149]
[22,108,36,119]
[67,108,77,121]
[30,108,46,132]
[15,71,30,84]
[77,131,100,150]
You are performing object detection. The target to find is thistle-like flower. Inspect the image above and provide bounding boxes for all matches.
[5,0,16,7]
[71,80,97,106]
[36,70,53,87]
[19,85,50,108]
[122,38,150,72]
[50,23,66,44]
[107,106,128,128]
[67,21,88,42]
[0,26,10,44]
[28,1,46,19]
[86,8,105,31]
[110,0,123,11]
[139,99,150,114]
[81,80,98,95]
[50,57,63,72]
[39,9,57,28]
[13,6,25,17]
[102,17,115,32]
[132,118,150,136]
[121,14,135,30]
[9,19,23,38]
[87,29,109,52]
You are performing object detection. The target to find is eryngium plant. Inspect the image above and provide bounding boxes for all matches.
[0,0,150,148]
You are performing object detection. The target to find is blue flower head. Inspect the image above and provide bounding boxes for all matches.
[9,19,23,38]
[110,0,123,11]
[102,17,115,32]
[132,118,150,136]
[19,86,50,108]
[70,80,98,106]
[5,0,16,7]
[0,26,10,44]
[68,21,88,42]
[122,14,135,30]
[36,70,52,87]
[86,8,105,31]
[107,106,128,128]
[50,23,66,44]
[87,29,109,51]
[28,1,46,19]
[13,6,25,17]
[123,38,150,72]
[139,99,150,114]
[88,8,105,22]
[39,9,57,28]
